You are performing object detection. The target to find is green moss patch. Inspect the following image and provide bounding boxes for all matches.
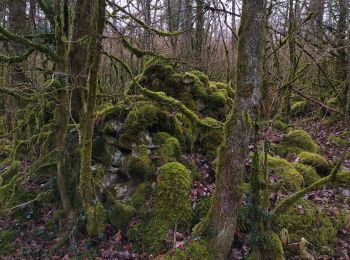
[275,200,338,246]
[267,155,304,191]
[292,162,321,187]
[298,152,330,176]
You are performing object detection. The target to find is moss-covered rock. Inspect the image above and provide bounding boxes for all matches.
[275,129,320,155]
[267,155,304,191]
[131,182,150,212]
[130,162,193,253]
[292,162,321,187]
[291,100,309,117]
[0,229,17,255]
[298,152,330,176]
[153,162,192,225]
[159,137,182,163]
[271,119,288,132]
[152,131,172,146]
[86,201,107,238]
[110,198,136,229]
[275,200,338,246]
[247,232,284,260]
[127,145,154,181]
[165,240,212,260]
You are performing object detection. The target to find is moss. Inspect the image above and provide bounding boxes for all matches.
[153,162,192,225]
[291,100,308,116]
[0,229,17,255]
[127,145,154,181]
[298,152,330,176]
[194,196,212,224]
[152,131,172,145]
[271,119,288,132]
[131,182,150,211]
[328,135,348,146]
[276,129,320,155]
[159,137,182,163]
[275,200,338,246]
[165,240,212,260]
[326,97,340,109]
[92,136,111,166]
[0,175,19,210]
[267,155,304,191]
[247,232,284,260]
[1,160,20,186]
[333,170,350,187]
[134,162,193,253]
[110,199,136,229]
[183,72,207,99]
[119,103,159,147]
[292,163,321,187]
[191,70,209,87]
[86,201,107,238]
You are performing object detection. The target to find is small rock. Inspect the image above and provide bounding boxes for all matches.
[111,149,123,166]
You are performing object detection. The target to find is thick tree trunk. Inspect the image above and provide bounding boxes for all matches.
[208,1,266,259]
[7,0,28,140]
[79,0,106,206]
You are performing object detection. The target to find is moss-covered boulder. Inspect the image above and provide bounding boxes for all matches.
[127,145,154,181]
[159,137,182,163]
[291,100,309,117]
[0,229,18,255]
[275,129,320,155]
[109,198,136,229]
[292,162,321,187]
[129,162,193,253]
[275,200,338,246]
[298,152,330,176]
[267,155,304,191]
[153,162,192,225]
[164,240,212,260]
[86,201,107,238]
[247,232,284,260]
[131,182,150,212]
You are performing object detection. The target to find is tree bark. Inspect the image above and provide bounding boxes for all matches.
[208,0,266,259]
[79,0,106,206]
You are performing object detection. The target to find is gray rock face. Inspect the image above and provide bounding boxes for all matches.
[111,149,123,167]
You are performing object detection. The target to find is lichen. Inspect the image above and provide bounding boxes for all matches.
[266,155,304,191]
[298,152,330,176]
[292,162,321,187]
[275,200,338,246]
[159,137,182,163]
[86,201,107,238]
[275,129,320,155]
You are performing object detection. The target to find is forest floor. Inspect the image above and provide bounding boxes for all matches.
[1,112,350,260]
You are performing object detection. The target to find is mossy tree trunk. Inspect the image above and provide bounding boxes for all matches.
[79,0,106,207]
[208,1,266,259]
[284,0,298,124]
[337,0,348,110]
[6,0,28,142]
[53,0,72,212]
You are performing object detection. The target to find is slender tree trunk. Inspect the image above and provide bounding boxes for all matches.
[194,0,204,69]
[181,0,193,61]
[208,1,266,259]
[337,0,348,109]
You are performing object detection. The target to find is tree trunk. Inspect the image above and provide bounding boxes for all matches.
[194,0,204,69]
[79,0,106,207]
[208,0,266,259]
